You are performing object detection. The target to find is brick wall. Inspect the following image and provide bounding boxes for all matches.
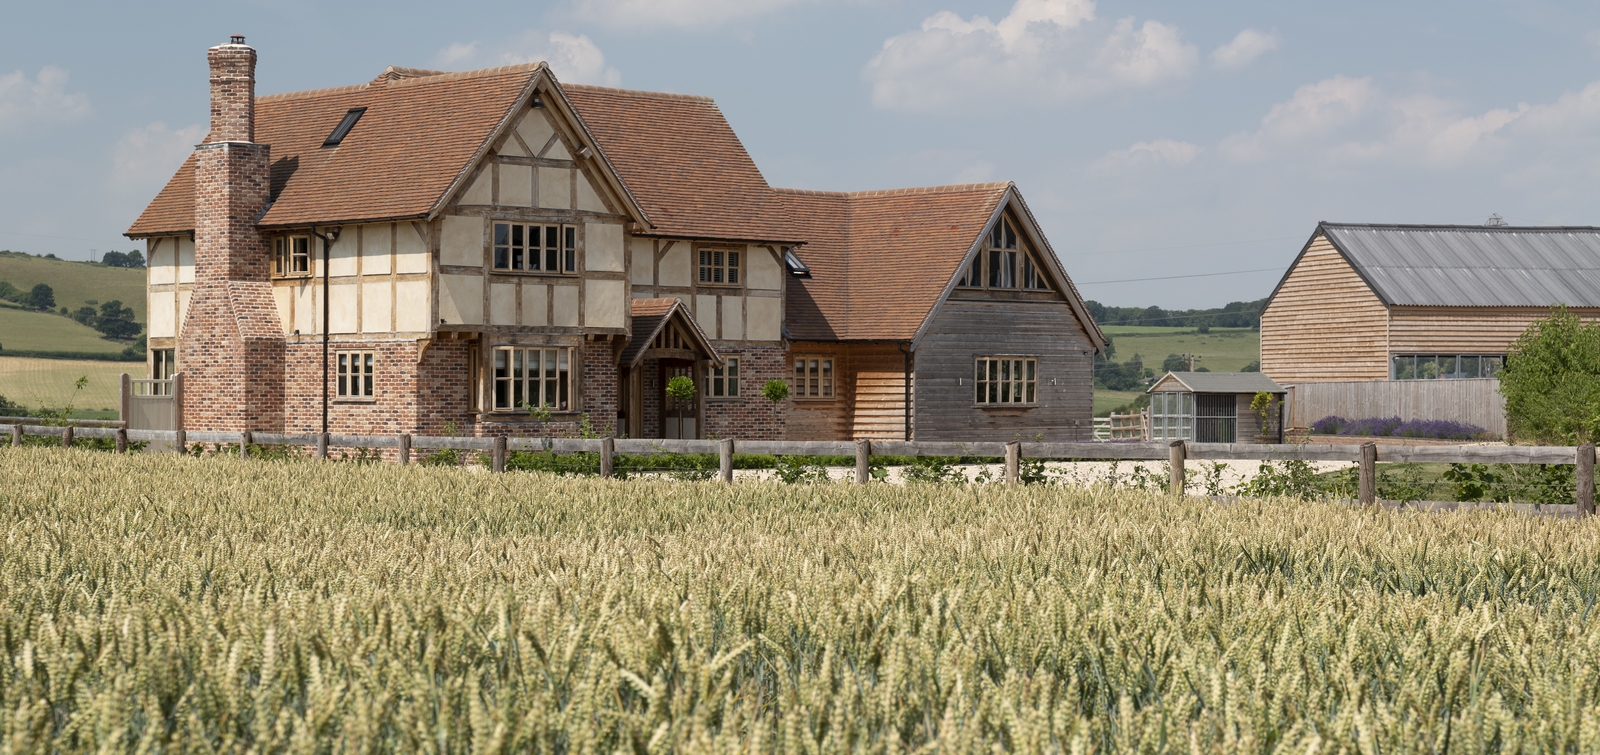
[704,344,788,440]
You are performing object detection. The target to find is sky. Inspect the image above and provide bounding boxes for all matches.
[3,0,1600,309]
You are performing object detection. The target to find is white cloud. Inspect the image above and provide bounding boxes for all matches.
[0,66,90,136]
[1211,29,1280,69]
[568,0,811,28]
[1108,139,1199,166]
[433,30,621,86]
[110,122,204,194]
[864,0,1196,112]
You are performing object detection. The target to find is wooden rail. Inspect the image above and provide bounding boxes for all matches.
[2,424,1592,514]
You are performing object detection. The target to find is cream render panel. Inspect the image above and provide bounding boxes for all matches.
[552,285,578,327]
[440,274,484,324]
[576,173,607,213]
[695,294,718,338]
[148,239,175,285]
[521,283,548,326]
[272,287,292,336]
[395,280,431,332]
[149,290,176,338]
[329,281,359,334]
[460,168,492,205]
[585,280,625,328]
[629,238,654,285]
[363,224,392,275]
[747,246,781,290]
[329,232,358,277]
[497,134,528,157]
[516,109,555,154]
[585,222,624,272]
[292,282,316,334]
[440,216,484,268]
[177,290,192,336]
[746,297,781,341]
[722,295,744,341]
[490,283,517,325]
[177,238,195,284]
[660,243,691,287]
[538,167,570,209]
[396,223,430,274]
[500,164,533,207]
[361,281,391,333]
[543,139,571,161]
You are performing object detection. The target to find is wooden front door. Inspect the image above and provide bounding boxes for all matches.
[659,359,698,439]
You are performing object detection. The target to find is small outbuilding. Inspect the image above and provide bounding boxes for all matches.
[1147,372,1286,443]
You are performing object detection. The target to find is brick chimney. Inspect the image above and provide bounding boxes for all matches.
[179,34,286,433]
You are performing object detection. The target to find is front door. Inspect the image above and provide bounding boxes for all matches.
[659,360,698,439]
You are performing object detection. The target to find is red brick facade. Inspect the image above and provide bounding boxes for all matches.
[703,344,788,440]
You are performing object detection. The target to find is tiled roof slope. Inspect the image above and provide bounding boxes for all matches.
[780,183,1010,341]
[129,64,543,236]
[562,84,798,243]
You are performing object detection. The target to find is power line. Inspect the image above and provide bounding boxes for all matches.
[0,229,132,245]
[1062,235,1301,258]
[1078,267,1282,285]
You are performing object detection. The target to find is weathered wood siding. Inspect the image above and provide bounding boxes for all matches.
[913,299,1094,441]
[1286,379,1506,438]
[784,343,911,441]
[1260,234,1390,382]
[1388,306,1600,355]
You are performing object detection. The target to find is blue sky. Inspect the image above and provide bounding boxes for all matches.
[3,0,1600,308]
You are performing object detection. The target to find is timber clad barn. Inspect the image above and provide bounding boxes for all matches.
[127,37,1105,441]
[1261,222,1600,383]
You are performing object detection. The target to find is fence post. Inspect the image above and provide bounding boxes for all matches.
[316,433,329,460]
[493,435,507,473]
[1359,442,1377,505]
[398,434,411,465]
[119,372,131,427]
[241,431,252,458]
[174,429,186,454]
[1005,441,1021,488]
[10,424,19,447]
[1578,443,1595,516]
[62,425,73,449]
[600,436,615,478]
[1168,441,1185,496]
[719,438,735,483]
[115,427,127,454]
[855,439,871,485]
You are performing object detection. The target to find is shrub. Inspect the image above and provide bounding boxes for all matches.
[1309,415,1346,435]
[1500,305,1600,444]
[1308,415,1493,441]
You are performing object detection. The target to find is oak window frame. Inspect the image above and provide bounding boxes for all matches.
[697,246,742,286]
[956,217,1052,292]
[793,356,835,400]
[335,350,376,401]
[492,222,577,275]
[706,357,741,399]
[974,356,1037,406]
[273,235,312,278]
[492,346,575,413]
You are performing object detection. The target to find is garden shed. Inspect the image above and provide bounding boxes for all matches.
[1148,372,1285,443]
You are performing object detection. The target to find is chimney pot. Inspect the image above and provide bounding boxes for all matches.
[230,34,246,44]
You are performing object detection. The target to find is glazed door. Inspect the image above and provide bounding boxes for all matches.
[659,360,698,439]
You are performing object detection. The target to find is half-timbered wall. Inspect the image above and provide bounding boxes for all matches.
[1260,234,1390,382]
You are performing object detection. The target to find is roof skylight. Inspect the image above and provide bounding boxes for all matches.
[322,107,367,147]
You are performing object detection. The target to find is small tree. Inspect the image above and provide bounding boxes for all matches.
[1500,305,1600,444]
[26,283,54,310]
[761,379,789,404]
[666,375,696,431]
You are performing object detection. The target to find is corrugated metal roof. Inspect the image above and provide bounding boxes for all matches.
[1149,372,1284,394]
[1322,223,1600,307]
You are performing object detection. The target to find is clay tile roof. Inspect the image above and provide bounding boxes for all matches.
[780,183,1012,341]
[128,64,545,236]
[562,84,798,244]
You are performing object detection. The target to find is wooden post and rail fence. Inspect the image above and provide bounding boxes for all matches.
[3,417,1595,515]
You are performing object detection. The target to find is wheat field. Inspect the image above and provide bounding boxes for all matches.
[4,448,1600,752]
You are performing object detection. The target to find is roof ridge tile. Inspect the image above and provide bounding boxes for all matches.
[562,83,715,103]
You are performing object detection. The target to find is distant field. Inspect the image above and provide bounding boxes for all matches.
[1093,389,1143,416]
[0,356,129,413]
[0,252,146,320]
[0,306,130,354]
[1101,325,1260,373]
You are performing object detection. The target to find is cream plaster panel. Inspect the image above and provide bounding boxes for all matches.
[330,281,359,334]
[177,239,195,284]
[659,243,691,287]
[747,246,781,290]
[585,222,624,272]
[177,290,192,336]
[149,290,176,339]
[538,167,570,209]
[461,168,492,205]
[544,139,571,160]
[396,223,430,274]
[490,282,517,325]
[272,287,292,336]
[440,215,484,268]
[521,283,548,326]
[363,224,392,275]
[395,281,431,332]
[500,163,533,207]
[148,240,174,285]
[293,283,315,334]
[361,281,391,333]
[629,239,654,285]
[746,297,781,342]
[584,280,625,328]
[516,110,555,154]
[498,135,528,157]
[694,295,718,338]
[440,274,483,325]
[722,295,744,341]
[576,172,607,212]
[552,285,578,327]
[329,231,358,277]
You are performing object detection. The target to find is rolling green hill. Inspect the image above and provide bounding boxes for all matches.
[1101,325,1260,373]
[0,251,145,321]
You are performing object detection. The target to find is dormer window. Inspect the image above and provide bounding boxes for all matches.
[957,216,1051,291]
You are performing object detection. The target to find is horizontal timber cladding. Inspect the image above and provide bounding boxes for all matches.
[1388,306,1600,355]
[782,343,909,441]
[1260,234,1390,383]
[913,298,1095,442]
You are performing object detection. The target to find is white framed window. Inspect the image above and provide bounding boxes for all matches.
[493,222,576,273]
[794,357,834,399]
[274,236,311,277]
[707,358,740,398]
[975,356,1036,405]
[698,247,741,285]
[493,346,573,412]
[1149,392,1193,441]
[336,350,375,399]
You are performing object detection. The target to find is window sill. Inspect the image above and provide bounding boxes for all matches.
[334,398,377,405]
[490,269,578,277]
[792,397,838,402]
[975,403,1037,409]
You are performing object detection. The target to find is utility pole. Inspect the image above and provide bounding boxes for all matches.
[1182,353,1201,371]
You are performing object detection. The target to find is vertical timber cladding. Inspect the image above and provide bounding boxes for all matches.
[913,298,1096,442]
[1260,233,1391,382]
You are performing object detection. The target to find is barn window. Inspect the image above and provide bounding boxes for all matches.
[975,356,1036,405]
[1391,354,1504,380]
[493,347,572,411]
[493,223,576,273]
